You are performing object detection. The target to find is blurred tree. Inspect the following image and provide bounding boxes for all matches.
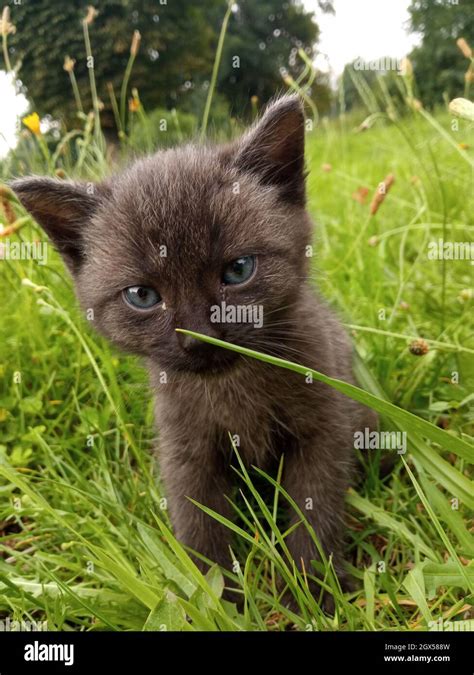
[217,0,333,117]
[5,0,332,130]
[7,0,221,129]
[408,0,474,107]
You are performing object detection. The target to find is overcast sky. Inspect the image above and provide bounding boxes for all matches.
[0,72,28,158]
[0,0,419,158]
[304,0,419,76]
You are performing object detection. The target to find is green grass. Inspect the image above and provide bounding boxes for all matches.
[0,100,473,631]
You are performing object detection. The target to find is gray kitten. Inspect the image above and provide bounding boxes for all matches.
[12,96,374,605]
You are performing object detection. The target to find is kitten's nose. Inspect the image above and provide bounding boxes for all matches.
[180,333,203,351]
[176,326,220,353]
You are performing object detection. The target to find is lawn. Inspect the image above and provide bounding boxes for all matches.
[0,100,473,631]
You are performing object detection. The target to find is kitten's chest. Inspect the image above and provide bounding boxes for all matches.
[193,368,289,466]
[156,363,302,466]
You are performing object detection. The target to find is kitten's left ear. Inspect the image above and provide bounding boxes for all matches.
[234,95,306,205]
[10,177,106,274]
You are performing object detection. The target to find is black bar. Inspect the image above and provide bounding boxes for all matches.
[0,630,470,673]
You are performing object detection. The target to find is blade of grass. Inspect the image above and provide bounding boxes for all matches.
[401,457,473,593]
[200,1,233,142]
[175,329,474,462]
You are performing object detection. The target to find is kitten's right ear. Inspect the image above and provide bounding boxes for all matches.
[10,177,104,273]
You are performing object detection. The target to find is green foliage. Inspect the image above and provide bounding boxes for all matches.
[7,0,222,129]
[127,107,198,154]
[5,0,329,131]
[0,7,472,630]
[408,0,474,107]
[0,99,473,629]
[218,0,331,117]
[341,60,407,115]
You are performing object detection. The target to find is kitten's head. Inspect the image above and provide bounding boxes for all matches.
[12,96,312,374]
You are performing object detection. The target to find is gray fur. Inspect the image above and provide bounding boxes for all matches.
[12,96,375,601]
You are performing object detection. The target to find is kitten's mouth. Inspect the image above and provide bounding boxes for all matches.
[178,349,240,375]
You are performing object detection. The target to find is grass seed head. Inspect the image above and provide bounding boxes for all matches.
[370,174,395,216]
[406,97,422,111]
[85,5,99,25]
[0,195,15,224]
[449,97,474,122]
[63,56,76,73]
[400,57,413,78]
[465,66,474,84]
[352,186,369,204]
[409,338,429,356]
[1,6,16,36]
[130,30,141,56]
[457,37,472,59]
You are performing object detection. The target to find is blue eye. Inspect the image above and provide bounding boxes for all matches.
[222,256,256,285]
[123,286,161,309]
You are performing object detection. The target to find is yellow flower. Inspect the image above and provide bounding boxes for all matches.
[22,112,41,136]
[128,96,140,113]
